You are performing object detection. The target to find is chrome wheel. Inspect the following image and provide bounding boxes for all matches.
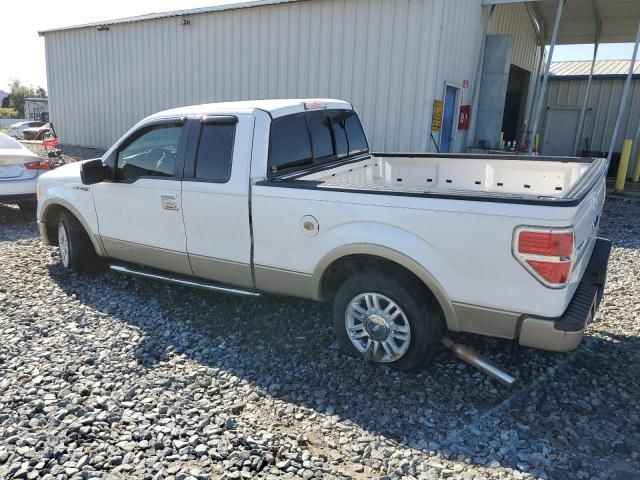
[58,223,70,268]
[345,292,411,363]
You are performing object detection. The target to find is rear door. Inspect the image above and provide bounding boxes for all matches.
[180,114,255,288]
[92,120,192,275]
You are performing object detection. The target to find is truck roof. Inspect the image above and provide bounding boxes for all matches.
[148,99,353,121]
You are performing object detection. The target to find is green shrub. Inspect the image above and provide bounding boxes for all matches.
[0,107,20,119]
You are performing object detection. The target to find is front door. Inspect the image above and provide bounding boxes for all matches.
[92,120,192,275]
[440,86,458,153]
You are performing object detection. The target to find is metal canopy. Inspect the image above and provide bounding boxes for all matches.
[483,0,640,44]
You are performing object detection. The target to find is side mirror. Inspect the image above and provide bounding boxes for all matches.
[80,159,107,185]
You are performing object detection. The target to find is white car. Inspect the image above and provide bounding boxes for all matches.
[0,133,51,211]
[37,99,611,374]
[6,121,47,139]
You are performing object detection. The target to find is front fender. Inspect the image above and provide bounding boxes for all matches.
[38,173,104,256]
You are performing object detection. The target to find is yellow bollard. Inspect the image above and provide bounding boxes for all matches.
[615,139,633,192]
[633,147,640,183]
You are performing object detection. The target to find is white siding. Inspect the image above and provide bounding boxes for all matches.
[488,3,538,73]
[44,0,488,152]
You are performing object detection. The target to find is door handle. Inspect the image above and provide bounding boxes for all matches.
[160,194,180,211]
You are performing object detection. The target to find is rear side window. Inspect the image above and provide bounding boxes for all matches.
[268,109,369,176]
[344,113,369,155]
[330,115,349,159]
[306,113,334,161]
[269,115,312,174]
[195,124,236,182]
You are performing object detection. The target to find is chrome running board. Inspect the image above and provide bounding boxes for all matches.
[109,264,261,298]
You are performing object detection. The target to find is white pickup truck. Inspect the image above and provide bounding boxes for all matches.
[37,99,611,372]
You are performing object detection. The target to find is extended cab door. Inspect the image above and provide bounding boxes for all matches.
[180,114,255,288]
[92,119,192,275]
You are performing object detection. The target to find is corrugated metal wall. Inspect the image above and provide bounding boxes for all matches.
[44,0,492,151]
[44,0,535,152]
[488,3,538,73]
[544,78,640,173]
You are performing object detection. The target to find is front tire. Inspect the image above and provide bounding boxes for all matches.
[333,271,441,371]
[57,211,102,273]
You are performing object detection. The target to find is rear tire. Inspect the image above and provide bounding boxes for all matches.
[57,210,103,273]
[332,271,442,371]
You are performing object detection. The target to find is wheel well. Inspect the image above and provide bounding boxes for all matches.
[320,254,443,311]
[42,204,69,246]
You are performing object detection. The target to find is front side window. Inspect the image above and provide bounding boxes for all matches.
[194,124,236,182]
[116,124,182,182]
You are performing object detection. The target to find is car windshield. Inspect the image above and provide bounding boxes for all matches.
[0,134,22,149]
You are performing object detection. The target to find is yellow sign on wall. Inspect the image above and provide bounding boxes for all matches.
[431,100,443,131]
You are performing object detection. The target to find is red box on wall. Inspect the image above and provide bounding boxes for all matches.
[458,105,471,130]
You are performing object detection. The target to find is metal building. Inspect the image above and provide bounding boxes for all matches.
[39,0,640,159]
[23,98,49,122]
[541,60,640,176]
[39,0,542,152]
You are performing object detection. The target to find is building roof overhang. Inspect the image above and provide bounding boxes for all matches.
[483,0,640,44]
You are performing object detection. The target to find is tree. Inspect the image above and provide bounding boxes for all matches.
[4,80,47,117]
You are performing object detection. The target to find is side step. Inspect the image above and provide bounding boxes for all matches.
[109,264,261,298]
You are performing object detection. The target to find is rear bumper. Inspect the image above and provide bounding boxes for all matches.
[518,238,612,352]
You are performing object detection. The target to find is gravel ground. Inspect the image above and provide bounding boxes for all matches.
[20,142,106,164]
[0,198,638,480]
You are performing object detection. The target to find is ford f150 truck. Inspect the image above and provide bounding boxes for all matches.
[37,99,611,372]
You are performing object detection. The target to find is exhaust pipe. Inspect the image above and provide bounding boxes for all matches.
[441,337,518,387]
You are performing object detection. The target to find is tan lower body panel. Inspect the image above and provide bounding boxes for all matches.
[189,254,253,289]
[518,318,584,352]
[101,237,192,277]
[254,265,314,299]
[453,302,522,339]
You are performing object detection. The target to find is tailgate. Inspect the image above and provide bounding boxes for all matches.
[570,170,607,285]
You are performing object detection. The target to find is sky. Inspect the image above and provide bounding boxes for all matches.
[0,0,238,92]
[0,0,637,93]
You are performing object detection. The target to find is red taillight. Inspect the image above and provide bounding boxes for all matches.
[514,227,575,288]
[525,260,571,285]
[24,159,51,170]
[518,231,574,257]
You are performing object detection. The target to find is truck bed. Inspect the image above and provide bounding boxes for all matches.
[296,153,607,205]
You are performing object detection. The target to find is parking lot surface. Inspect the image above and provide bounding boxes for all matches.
[0,198,638,480]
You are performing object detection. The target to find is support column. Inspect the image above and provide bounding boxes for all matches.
[529,0,565,155]
[607,21,640,165]
[631,116,640,182]
[573,35,600,156]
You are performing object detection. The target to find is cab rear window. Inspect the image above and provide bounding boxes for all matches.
[268,109,369,176]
